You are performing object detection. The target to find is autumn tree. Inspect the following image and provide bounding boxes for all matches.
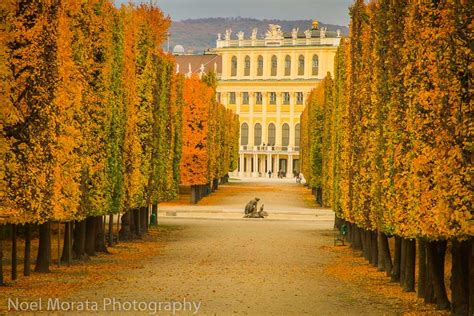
[300,1,472,313]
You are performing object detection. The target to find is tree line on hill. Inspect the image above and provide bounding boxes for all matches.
[300,1,472,315]
[0,0,238,284]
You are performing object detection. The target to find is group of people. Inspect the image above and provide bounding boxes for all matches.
[266,170,302,182]
[266,170,286,178]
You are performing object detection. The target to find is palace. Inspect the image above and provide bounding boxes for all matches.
[175,21,341,177]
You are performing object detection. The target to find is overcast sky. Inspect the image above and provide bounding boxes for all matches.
[118,0,353,26]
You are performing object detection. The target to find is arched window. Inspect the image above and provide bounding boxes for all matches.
[231,56,237,77]
[257,56,263,76]
[282,123,290,146]
[271,55,277,76]
[295,123,301,147]
[312,55,319,76]
[298,55,305,76]
[244,56,250,76]
[254,123,262,146]
[241,123,249,145]
[284,55,291,76]
[268,123,276,146]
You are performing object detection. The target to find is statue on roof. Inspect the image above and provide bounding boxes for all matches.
[320,27,327,38]
[251,28,258,40]
[304,29,312,39]
[237,31,244,40]
[265,24,283,40]
[291,28,299,39]
[224,29,232,41]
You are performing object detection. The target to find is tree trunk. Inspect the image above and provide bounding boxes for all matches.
[400,238,407,287]
[119,210,132,240]
[0,225,3,285]
[346,222,352,243]
[24,224,31,276]
[451,239,470,316]
[469,239,474,316]
[108,214,114,247]
[95,216,108,253]
[353,226,362,250]
[391,236,401,282]
[381,233,392,277]
[363,230,370,261]
[73,220,88,260]
[426,240,450,310]
[191,185,198,204]
[67,222,72,265]
[371,231,378,267]
[11,224,17,280]
[404,239,416,292]
[85,217,96,257]
[129,209,136,238]
[425,249,436,304]
[418,239,427,298]
[146,204,150,230]
[35,222,51,273]
[377,231,385,271]
[134,209,141,238]
[61,222,72,263]
[140,207,147,234]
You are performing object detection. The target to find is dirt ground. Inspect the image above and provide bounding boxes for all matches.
[68,218,443,315]
[0,179,447,315]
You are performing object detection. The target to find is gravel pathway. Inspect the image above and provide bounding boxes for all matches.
[71,180,404,315]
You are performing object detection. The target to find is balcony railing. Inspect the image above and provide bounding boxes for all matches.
[240,145,300,153]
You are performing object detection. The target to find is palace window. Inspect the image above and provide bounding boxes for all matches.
[284,55,291,76]
[298,55,305,76]
[241,123,249,145]
[282,123,290,146]
[255,92,263,104]
[231,56,237,77]
[269,92,277,105]
[254,123,262,146]
[271,55,277,76]
[257,56,263,76]
[283,92,290,105]
[295,123,301,147]
[242,92,249,105]
[268,123,276,146]
[312,55,319,76]
[244,56,250,76]
[229,92,236,104]
[296,92,304,104]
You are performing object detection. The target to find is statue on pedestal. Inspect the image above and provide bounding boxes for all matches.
[251,28,258,40]
[244,198,268,218]
[291,28,299,39]
[224,29,232,41]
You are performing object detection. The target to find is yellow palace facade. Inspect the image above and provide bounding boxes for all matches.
[214,22,341,177]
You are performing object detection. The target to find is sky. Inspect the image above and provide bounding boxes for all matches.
[118,0,353,26]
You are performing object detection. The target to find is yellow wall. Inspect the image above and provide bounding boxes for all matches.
[216,44,338,149]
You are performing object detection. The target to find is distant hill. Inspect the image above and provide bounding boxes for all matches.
[168,17,349,54]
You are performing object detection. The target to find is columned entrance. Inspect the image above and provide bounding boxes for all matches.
[235,149,299,178]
